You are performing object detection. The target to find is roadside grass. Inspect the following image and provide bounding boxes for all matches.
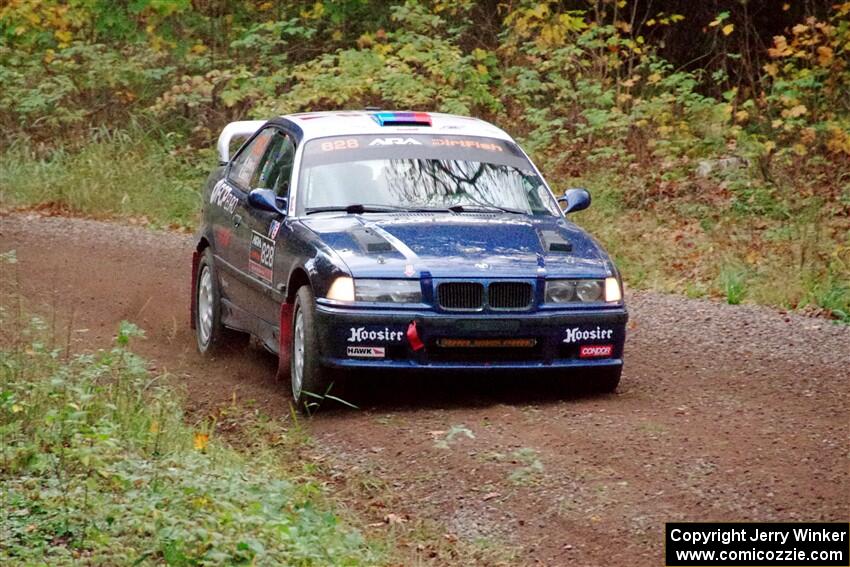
[0,263,382,565]
[719,263,748,306]
[507,448,545,486]
[0,128,206,231]
[808,277,850,323]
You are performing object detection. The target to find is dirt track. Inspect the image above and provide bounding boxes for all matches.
[1,213,848,566]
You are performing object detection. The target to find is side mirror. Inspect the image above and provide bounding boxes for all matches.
[248,188,286,216]
[558,188,591,214]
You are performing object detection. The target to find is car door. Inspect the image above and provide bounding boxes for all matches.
[241,128,298,326]
[215,127,276,320]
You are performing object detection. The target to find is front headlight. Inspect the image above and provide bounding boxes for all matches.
[544,280,577,303]
[545,278,621,303]
[355,279,422,303]
[326,276,355,301]
[575,280,603,302]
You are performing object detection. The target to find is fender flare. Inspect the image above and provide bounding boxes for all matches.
[277,264,313,379]
[277,302,294,379]
[190,250,200,330]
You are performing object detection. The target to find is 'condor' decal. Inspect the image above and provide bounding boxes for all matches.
[579,344,614,358]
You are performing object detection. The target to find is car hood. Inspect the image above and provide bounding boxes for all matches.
[300,213,613,279]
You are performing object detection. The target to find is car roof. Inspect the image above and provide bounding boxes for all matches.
[276,111,515,143]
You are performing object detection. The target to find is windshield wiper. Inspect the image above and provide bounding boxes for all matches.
[305,204,408,215]
[305,203,527,215]
[446,204,526,215]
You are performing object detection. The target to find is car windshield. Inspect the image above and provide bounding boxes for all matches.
[297,135,560,216]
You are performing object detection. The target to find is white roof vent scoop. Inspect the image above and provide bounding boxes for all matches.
[216,120,267,164]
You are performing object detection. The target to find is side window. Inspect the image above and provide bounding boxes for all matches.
[252,130,296,197]
[228,128,275,190]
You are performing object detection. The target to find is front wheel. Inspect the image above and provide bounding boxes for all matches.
[290,286,330,407]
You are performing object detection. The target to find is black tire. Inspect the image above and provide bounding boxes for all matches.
[290,286,330,408]
[194,248,237,354]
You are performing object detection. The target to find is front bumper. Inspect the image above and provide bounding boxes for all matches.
[314,303,628,370]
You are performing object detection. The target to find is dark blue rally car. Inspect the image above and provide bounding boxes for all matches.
[191,111,627,404]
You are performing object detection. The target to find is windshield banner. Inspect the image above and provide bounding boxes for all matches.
[302,135,532,170]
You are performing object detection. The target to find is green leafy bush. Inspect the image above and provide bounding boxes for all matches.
[0,306,379,565]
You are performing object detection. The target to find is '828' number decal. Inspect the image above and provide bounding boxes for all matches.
[248,231,275,284]
[320,139,360,152]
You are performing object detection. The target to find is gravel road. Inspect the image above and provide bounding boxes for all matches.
[1,213,848,566]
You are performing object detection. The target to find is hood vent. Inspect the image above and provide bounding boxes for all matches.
[540,230,572,253]
[351,228,397,255]
[367,241,393,253]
